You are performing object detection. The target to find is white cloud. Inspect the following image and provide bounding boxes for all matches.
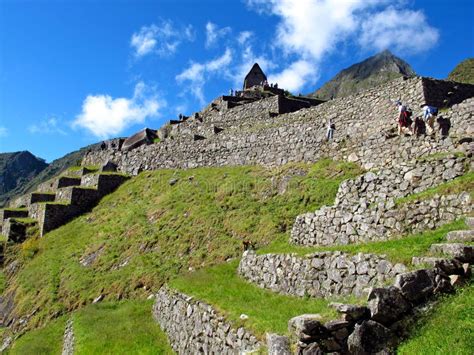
[176,49,233,104]
[359,7,439,53]
[237,31,253,45]
[131,21,194,58]
[73,82,164,138]
[0,126,7,137]
[268,59,317,93]
[205,22,231,48]
[245,0,439,91]
[28,117,67,135]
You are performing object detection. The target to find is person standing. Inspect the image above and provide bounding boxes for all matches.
[421,104,438,134]
[326,119,335,141]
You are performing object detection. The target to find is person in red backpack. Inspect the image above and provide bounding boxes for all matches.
[394,101,413,136]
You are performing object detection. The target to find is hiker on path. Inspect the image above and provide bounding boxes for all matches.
[326,119,335,141]
[421,104,438,134]
[394,101,413,136]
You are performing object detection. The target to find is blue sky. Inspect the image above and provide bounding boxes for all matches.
[0,0,473,162]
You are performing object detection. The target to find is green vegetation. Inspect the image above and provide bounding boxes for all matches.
[5,159,362,328]
[8,316,67,354]
[153,137,161,143]
[259,220,467,265]
[395,172,474,206]
[73,301,173,354]
[398,282,474,354]
[8,301,173,354]
[447,57,474,85]
[416,151,466,162]
[169,260,341,337]
[3,208,28,212]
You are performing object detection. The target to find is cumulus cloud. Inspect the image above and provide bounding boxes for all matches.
[28,117,67,135]
[238,31,253,45]
[73,82,164,138]
[131,21,194,58]
[176,49,233,104]
[0,126,7,137]
[205,22,231,48]
[245,0,439,92]
[359,7,439,53]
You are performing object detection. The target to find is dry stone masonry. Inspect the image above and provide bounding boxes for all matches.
[238,250,407,298]
[291,154,472,246]
[82,77,474,175]
[152,286,260,354]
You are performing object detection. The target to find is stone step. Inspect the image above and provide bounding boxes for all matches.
[0,208,29,222]
[1,218,37,242]
[446,230,474,243]
[466,217,474,229]
[411,256,445,267]
[81,173,130,195]
[430,243,474,263]
[56,186,100,208]
[30,192,56,205]
[56,176,82,189]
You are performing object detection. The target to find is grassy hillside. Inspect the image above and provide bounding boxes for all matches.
[4,159,362,329]
[447,58,474,84]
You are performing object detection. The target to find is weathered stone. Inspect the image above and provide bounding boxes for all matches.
[435,258,465,275]
[267,333,291,355]
[331,303,369,322]
[301,342,324,355]
[288,314,328,341]
[430,243,474,263]
[347,320,394,354]
[394,269,436,303]
[367,287,411,326]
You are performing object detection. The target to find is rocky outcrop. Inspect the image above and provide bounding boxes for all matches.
[238,250,406,298]
[61,319,75,355]
[152,286,260,354]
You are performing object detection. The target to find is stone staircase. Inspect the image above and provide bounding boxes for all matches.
[0,165,129,241]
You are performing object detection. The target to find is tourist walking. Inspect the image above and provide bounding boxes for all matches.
[326,119,335,141]
[421,104,438,134]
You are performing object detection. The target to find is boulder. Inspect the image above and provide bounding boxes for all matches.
[435,258,465,276]
[267,333,291,355]
[330,303,370,322]
[301,342,324,355]
[288,314,328,342]
[430,243,474,263]
[121,128,157,152]
[368,287,411,326]
[393,269,436,303]
[347,320,394,354]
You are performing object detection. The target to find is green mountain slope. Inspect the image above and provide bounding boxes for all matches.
[447,57,474,84]
[310,50,416,100]
[0,151,48,207]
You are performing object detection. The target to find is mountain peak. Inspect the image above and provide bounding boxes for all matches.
[311,51,416,100]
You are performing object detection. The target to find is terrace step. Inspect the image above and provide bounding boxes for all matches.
[30,192,56,205]
[411,256,445,267]
[446,230,474,243]
[1,218,38,243]
[56,186,100,208]
[430,243,474,263]
[0,208,29,222]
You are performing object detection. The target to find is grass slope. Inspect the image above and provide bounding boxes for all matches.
[398,282,474,354]
[9,300,173,354]
[5,159,362,328]
[169,260,345,338]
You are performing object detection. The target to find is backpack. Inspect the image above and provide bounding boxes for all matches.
[330,123,336,130]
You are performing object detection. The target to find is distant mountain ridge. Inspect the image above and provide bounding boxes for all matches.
[310,50,416,100]
[0,151,48,207]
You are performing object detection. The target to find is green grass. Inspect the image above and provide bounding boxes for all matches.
[8,316,67,355]
[416,151,466,162]
[5,159,362,329]
[9,217,37,224]
[3,208,28,212]
[259,220,467,265]
[73,300,173,354]
[398,282,474,354]
[8,300,173,354]
[395,172,474,206]
[153,137,161,143]
[169,260,342,338]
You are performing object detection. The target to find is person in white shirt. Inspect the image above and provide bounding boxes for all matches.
[421,104,438,134]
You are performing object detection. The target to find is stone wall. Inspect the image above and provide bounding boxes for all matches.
[82,77,474,175]
[238,250,407,298]
[152,285,260,354]
[292,191,472,246]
